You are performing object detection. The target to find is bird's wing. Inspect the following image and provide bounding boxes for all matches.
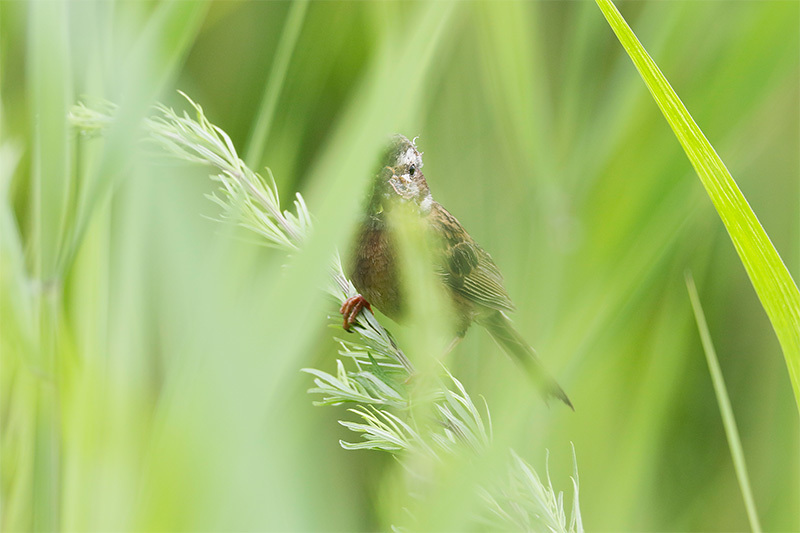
[430,203,516,313]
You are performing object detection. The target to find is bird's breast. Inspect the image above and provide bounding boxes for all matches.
[350,220,404,320]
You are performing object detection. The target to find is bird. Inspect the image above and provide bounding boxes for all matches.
[340,135,572,409]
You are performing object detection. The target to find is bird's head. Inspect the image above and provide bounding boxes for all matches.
[372,135,433,213]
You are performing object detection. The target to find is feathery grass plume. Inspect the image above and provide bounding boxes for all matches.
[68,100,118,138]
[69,93,582,531]
[147,93,310,249]
[480,447,582,533]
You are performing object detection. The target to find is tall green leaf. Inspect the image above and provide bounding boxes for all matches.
[596,0,800,413]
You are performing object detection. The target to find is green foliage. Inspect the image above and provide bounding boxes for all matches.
[2,2,798,531]
[69,93,583,531]
[597,0,800,412]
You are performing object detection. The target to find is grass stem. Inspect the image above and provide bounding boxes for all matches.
[685,271,763,533]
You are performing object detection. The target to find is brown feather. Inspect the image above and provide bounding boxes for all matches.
[346,135,572,409]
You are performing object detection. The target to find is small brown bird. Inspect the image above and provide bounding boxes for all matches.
[341,135,572,409]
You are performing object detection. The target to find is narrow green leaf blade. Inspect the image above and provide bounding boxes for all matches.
[29,0,73,281]
[686,272,762,533]
[244,0,309,166]
[596,0,800,412]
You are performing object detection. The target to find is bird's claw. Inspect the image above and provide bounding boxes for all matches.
[340,294,372,331]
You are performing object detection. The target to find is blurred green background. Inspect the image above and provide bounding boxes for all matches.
[1,1,798,531]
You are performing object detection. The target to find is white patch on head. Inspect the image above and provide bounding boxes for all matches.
[398,147,419,168]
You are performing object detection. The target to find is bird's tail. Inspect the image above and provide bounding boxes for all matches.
[480,311,573,410]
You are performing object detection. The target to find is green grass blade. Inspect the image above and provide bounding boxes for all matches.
[596,0,800,413]
[244,0,309,167]
[685,272,763,533]
[59,1,209,277]
[27,2,74,529]
[29,0,73,282]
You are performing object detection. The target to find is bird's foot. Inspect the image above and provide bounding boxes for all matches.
[340,294,373,331]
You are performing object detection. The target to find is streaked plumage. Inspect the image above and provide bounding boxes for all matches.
[344,135,572,409]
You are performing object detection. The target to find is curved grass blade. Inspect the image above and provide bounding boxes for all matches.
[596,0,800,413]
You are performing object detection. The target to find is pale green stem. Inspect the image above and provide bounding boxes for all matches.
[244,0,309,167]
[685,271,762,533]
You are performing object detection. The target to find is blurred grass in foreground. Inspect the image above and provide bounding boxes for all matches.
[1,1,798,531]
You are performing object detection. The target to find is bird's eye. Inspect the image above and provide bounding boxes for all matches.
[409,165,416,176]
